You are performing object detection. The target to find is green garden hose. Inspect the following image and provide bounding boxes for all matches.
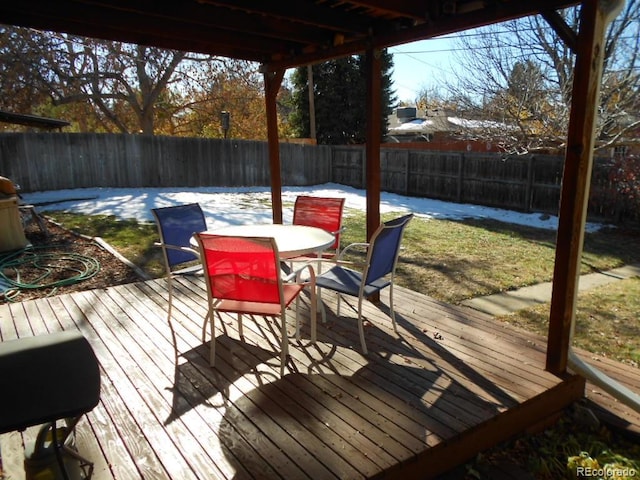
[0,245,101,301]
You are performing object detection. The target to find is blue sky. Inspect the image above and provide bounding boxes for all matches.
[389,35,461,104]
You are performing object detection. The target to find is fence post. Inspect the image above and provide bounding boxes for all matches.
[361,146,366,189]
[525,155,534,213]
[404,149,410,195]
[457,153,464,203]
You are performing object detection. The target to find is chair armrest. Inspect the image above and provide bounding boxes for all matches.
[337,242,369,260]
[307,241,367,271]
[154,242,200,258]
[283,262,316,286]
[319,259,366,270]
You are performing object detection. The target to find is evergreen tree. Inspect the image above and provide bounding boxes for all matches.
[290,50,396,144]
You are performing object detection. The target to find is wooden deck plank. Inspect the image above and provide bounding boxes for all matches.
[81,288,234,480]
[38,294,142,480]
[1,277,637,480]
[29,296,117,480]
[319,290,559,407]
[208,324,411,477]
[61,292,192,480]
[139,278,470,476]
[154,286,388,479]
[390,289,560,384]
[85,287,277,480]
[1,297,118,480]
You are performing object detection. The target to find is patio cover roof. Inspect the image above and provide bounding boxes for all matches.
[0,0,635,408]
[0,1,581,69]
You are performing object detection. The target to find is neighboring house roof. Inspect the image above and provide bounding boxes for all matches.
[447,117,510,131]
[389,118,438,135]
[387,108,511,138]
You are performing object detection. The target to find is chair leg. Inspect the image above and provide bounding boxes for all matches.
[280,309,288,376]
[357,297,368,355]
[317,287,327,324]
[295,296,301,341]
[44,418,94,480]
[166,277,179,365]
[389,284,398,334]
[294,288,317,344]
[310,284,317,344]
[201,311,211,342]
[238,313,243,337]
[167,311,179,365]
[209,310,216,366]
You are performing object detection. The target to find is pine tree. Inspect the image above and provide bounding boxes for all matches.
[290,50,396,144]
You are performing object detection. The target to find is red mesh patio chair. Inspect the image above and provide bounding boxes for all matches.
[316,214,413,354]
[194,233,317,375]
[292,195,346,261]
[151,203,207,362]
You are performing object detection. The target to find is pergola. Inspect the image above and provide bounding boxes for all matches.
[0,0,633,405]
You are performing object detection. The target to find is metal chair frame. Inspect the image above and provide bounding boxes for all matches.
[194,233,317,375]
[292,195,346,260]
[151,203,207,362]
[315,214,414,354]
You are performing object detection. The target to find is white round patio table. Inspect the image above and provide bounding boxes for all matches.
[205,224,335,259]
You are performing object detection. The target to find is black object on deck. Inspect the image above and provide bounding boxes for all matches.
[0,331,101,479]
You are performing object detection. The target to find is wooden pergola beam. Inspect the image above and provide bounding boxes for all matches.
[264,68,285,224]
[546,0,624,374]
[365,47,382,241]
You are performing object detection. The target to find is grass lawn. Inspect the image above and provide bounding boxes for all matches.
[498,277,640,367]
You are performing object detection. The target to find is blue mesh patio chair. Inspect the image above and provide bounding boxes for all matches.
[315,213,413,354]
[151,203,207,362]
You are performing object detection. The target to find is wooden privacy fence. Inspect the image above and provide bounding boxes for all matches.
[334,146,634,223]
[334,146,564,211]
[0,133,634,224]
[0,133,333,191]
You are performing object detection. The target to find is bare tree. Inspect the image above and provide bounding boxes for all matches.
[446,1,640,153]
[175,60,272,139]
[0,26,257,135]
[0,27,53,117]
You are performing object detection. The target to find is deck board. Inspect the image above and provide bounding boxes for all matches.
[1,276,636,479]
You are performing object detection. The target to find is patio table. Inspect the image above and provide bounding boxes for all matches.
[196,224,335,259]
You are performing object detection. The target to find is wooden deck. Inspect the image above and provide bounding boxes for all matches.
[0,276,637,479]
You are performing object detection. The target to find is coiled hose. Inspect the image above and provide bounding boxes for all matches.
[0,245,101,302]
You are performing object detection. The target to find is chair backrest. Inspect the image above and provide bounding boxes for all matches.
[195,233,283,305]
[293,195,345,251]
[151,203,207,269]
[364,214,413,285]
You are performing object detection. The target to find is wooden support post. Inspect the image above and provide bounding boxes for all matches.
[307,65,316,140]
[365,47,382,241]
[546,0,623,374]
[264,68,285,224]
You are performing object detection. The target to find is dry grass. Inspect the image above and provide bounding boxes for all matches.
[341,211,640,304]
[498,277,640,367]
